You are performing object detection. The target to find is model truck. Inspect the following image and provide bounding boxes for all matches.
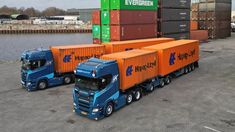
[20,45,105,91]
[73,40,199,120]
[20,38,173,91]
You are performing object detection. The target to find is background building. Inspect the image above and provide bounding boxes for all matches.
[67,8,98,22]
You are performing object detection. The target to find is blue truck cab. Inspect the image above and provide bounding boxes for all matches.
[73,58,126,120]
[20,49,68,91]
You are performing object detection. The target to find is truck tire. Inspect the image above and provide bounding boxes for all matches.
[37,80,47,90]
[191,64,195,71]
[184,67,189,74]
[134,89,142,101]
[148,84,155,92]
[159,78,165,88]
[188,66,192,72]
[104,102,114,117]
[63,75,72,84]
[126,92,133,105]
[165,76,171,85]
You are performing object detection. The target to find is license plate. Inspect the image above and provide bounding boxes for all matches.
[81,111,88,115]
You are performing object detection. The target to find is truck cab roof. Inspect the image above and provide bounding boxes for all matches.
[75,58,117,78]
[21,48,51,60]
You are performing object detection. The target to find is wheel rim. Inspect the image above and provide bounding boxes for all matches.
[185,68,188,73]
[64,77,71,84]
[192,65,195,70]
[39,82,46,89]
[161,80,165,87]
[150,85,154,91]
[127,94,133,103]
[135,91,141,100]
[106,105,113,115]
[166,78,170,84]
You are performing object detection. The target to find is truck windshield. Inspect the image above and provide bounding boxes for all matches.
[75,74,112,91]
[75,75,100,91]
[21,59,46,70]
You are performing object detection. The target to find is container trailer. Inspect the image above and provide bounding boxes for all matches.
[21,38,173,91]
[73,40,199,120]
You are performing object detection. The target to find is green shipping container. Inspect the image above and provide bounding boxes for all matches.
[110,0,158,10]
[92,25,101,39]
[101,0,110,10]
[101,11,110,25]
[102,25,110,42]
[102,38,110,43]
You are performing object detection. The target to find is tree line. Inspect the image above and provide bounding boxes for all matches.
[0,6,77,17]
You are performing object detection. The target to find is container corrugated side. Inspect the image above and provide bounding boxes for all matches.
[110,0,158,10]
[101,49,158,91]
[111,24,157,41]
[104,38,174,54]
[51,45,105,73]
[142,40,199,76]
[110,10,157,25]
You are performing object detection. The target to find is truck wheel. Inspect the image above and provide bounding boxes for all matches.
[134,89,142,101]
[104,102,114,117]
[148,84,155,92]
[184,67,189,74]
[159,78,165,88]
[191,64,195,71]
[126,92,133,105]
[63,76,72,84]
[188,66,192,72]
[165,76,171,85]
[37,80,47,90]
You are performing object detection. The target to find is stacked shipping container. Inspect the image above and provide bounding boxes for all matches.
[103,0,158,42]
[158,0,191,39]
[192,0,231,39]
[92,0,158,43]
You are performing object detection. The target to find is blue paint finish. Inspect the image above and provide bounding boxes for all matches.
[20,48,65,91]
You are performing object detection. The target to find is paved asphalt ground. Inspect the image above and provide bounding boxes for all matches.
[0,34,235,132]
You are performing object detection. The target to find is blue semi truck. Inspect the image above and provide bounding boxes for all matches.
[20,45,105,91]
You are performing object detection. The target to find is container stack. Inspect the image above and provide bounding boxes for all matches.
[158,0,191,40]
[190,20,208,42]
[92,10,102,44]
[197,0,231,39]
[92,0,158,44]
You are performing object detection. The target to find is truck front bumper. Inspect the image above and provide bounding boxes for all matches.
[21,80,37,91]
[73,104,104,120]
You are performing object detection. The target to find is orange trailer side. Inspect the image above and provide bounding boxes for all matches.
[142,40,199,76]
[51,44,105,73]
[103,38,174,54]
[101,49,158,91]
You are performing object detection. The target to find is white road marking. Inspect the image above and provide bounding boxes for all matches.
[203,126,222,132]
[226,110,235,114]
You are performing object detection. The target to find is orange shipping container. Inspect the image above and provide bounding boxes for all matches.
[101,50,158,91]
[104,38,174,54]
[190,30,208,41]
[142,40,199,76]
[51,44,105,73]
[190,21,198,31]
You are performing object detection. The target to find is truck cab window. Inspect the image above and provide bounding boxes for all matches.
[99,74,112,90]
[30,59,46,70]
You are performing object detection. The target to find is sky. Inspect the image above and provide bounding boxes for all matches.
[0,0,234,11]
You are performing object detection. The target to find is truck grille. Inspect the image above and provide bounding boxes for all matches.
[75,90,93,113]
[21,72,27,83]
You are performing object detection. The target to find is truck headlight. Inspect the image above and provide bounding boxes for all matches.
[27,82,31,86]
[74,70,77,74]
[92,108,99,113]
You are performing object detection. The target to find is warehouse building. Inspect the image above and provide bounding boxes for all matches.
[67,8,99,22]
